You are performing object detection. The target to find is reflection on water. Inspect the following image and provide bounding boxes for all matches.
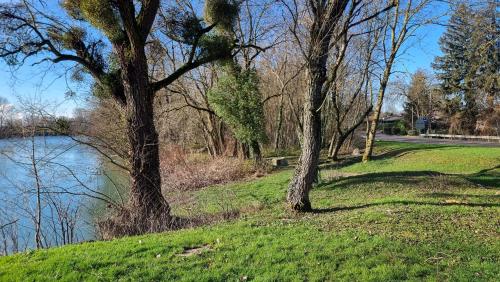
[0,136,128,255]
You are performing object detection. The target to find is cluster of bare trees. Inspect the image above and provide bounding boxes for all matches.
[0,0,461,243]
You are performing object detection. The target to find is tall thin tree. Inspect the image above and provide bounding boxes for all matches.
[363,0,434,162]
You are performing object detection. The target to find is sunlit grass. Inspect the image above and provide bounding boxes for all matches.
[0,141,498,281]
[339,141,500,174]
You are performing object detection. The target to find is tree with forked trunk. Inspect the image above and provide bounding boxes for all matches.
[0,0,241,235]
[283,0,395,211]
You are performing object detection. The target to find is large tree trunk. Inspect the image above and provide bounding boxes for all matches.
[121,50,171,222]
[287,57,326,211]
[126,102,169,218]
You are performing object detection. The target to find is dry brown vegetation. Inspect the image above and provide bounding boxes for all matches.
[159,145,258,192]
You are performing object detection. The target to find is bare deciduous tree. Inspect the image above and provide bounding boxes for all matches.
[363,0,435,162]
[283,0,394,211]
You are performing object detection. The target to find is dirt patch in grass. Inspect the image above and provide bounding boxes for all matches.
[178,244,212,257]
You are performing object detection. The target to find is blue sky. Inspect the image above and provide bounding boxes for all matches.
[397,24,446,75]
[0,63,86,117]
[0,0,89,117]
[0,1,447,117]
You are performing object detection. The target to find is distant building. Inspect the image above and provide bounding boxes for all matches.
[379,114,404,127]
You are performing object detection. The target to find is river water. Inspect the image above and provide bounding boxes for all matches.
[0,136,127,254]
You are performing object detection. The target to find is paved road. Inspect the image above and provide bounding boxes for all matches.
[374,134,500,147]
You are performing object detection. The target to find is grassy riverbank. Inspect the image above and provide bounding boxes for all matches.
[1,142,499,281]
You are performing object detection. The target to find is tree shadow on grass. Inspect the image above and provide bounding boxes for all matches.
[311,199,500,214]
[465,165,500,188]
[311,165,499,214]
[315,170,453,190]
[423,192,500,199]
[315,164,500,190]
[320,144,459,170]
[373,145,459,160]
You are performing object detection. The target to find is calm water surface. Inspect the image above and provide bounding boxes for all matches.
[0,136,126,253]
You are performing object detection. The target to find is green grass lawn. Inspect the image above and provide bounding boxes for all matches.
[1,142,499,281]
